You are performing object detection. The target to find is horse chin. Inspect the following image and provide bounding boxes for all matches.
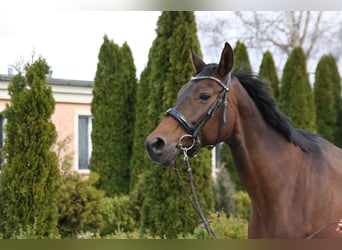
[154,146,180,167]
[158,140,202,167]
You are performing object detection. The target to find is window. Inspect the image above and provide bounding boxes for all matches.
[78,116,92,170]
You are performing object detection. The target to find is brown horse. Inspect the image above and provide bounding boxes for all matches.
[145,42,342,238]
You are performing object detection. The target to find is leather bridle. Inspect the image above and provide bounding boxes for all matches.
[165,73,232,150]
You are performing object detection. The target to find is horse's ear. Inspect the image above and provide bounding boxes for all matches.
[190,47,205,73]
[217,42,234,77]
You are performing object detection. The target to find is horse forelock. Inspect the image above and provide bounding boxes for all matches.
[195,63,217,76]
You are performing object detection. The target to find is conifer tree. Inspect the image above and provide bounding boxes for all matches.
[314,55,337,141]
[314,54,342,145]
[279,46,316,132]
[0,57,60,238]
[259,51,279,99]
[139,11,214,238]
[335,104,342,147]
[129,65,152,191]
[233,41,252,72]
[330,58,342,147]
[90,36,137,196]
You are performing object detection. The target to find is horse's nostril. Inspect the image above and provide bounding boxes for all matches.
[149,137,165,154]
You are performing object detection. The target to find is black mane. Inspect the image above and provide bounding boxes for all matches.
[234,71,321,153]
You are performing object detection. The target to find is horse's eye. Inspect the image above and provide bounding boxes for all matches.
[199,93,211,101]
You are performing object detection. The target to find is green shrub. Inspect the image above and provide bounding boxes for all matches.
[9,223,60,239]
[100,195,135,235]
[81,229,160,239]
[178,212,248,239]
[69,211,249,239]
[211,213,248,239]
[58,172,136,238]
[58,172,107,238]
[232,191,251,220]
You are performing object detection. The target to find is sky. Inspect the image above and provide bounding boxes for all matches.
[1,8,341,82]
[0,11,161,81]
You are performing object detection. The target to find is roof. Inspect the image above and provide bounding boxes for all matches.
[0,74,94,87]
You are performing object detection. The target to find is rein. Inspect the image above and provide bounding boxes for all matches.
[306,221,342,239]
[173,134,217,239]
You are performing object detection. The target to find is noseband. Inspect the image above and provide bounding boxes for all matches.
[165,73,232,149]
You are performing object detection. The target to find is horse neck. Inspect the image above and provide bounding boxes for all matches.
[225,81,300,211]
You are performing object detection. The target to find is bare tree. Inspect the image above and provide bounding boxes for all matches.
[337,24,342,60]
[234,11,329,59]
[196,11,342,74]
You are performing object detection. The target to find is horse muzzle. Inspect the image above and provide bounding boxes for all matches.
[145,134,201,166]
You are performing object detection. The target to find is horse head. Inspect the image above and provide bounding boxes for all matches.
[145,43,235,166]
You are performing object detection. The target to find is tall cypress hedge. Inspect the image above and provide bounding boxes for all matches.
[130,65,152,191]
[259,51,279,99]
[279,46,316,132]
[233,41,252,72]
[90,36,137,196]
[330,57,342,147]
[314,54,342,145]
[139,11,214,238]
[0,57,60,238]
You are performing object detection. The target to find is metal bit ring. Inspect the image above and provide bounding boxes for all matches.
[178,134,196,151]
